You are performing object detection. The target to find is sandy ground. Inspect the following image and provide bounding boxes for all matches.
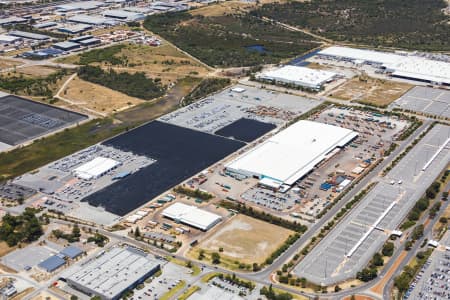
[0,57,22,69]
[329,76,412,106]
[16,66,60,77]
[190,0,290,17]
[62,76,144,114]
[199,214,293,264]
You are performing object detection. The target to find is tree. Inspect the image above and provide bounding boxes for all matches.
[211,252,221,264]
[134,226,141,238]
[356,268,377,282]
[382,242,395,257]
[70,296,78,300]
[371,253,384,267]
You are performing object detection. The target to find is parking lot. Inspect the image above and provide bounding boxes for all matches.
[1,246,55,272]
[0,182,35,202]
[0,94,87,147]
[14,144,154,200]
[407,232,450,299]
[294,124,450,285]
[131,261,194,300]
[390,86,450,119]
[159,84,321,134]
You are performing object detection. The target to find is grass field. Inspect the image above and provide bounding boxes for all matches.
[196,214,293,264]
[329,76,412,107]
[62,75,144,114]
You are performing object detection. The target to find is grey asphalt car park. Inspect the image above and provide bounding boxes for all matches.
[294,124,450,285]
[159,84,321,133]
[1,246,55,271]
[407,231,450,300]
[391,86,450,119]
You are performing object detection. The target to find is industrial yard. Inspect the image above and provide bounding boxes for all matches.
[1,1,450,299]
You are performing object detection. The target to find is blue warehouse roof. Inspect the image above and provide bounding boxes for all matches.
[60,246,83,259]
[38,255,66,272]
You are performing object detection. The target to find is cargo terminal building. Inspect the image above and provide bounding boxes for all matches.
[225,120,358,190]
[318,46,450,86]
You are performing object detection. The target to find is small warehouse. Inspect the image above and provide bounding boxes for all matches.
[103,9,146,21]
[53,41,81,51]
[8,30,50,41]
[77,37,101,46]
[256,65,337,90]
[58,24,92,34]
[73,157,121,180]
[60,246,84,259]
[162,202,222,231]
[38,255,66,272]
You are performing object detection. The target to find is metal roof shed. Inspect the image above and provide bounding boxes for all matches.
[38,255,66,272]
[60,246,83,259]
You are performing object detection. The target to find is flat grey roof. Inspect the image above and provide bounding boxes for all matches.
[9,30,50,40]
[63,246,160,299]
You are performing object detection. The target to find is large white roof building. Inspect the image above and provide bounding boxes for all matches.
[162,202,222,231]
[73,157,120,180]
[318,46,450,86]
[225,120,358,187]
[256,65,337,90]
[63,246,160,300]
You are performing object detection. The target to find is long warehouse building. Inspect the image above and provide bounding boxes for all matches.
[225,120,358,189]
[162,202,222,231]
[318,46,450,86]
[256,65,337,90]
[63,246,160,300]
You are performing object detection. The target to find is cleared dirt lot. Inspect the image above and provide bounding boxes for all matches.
[0,57,22,69]
[196,214,293,264]
[16,66,60,77]
[62,75,144,114]
[329,76,412,107]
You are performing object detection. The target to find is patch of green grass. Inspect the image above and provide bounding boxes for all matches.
[178,286,200,300]
[200,272,220,283]
[159,280,186,300]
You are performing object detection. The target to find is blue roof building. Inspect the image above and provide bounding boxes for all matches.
[38,255,66,272]
[60,246,83,259]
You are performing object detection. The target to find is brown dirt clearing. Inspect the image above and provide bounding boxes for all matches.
[198,214,293,264]
[329,76,412,107]
[62,76,144,114]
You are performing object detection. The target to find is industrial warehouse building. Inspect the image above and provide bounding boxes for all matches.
[256,65,337,90]
[318,46,450,86]
[162,202,222,231]
[225,120,358,189]
[73,157,121,180]
[63,246,160,300]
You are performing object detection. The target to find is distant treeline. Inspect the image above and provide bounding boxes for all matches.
[183,77,231,105]
[252,0,450,51]
[143,12,319,67]
[77,65,166,100]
